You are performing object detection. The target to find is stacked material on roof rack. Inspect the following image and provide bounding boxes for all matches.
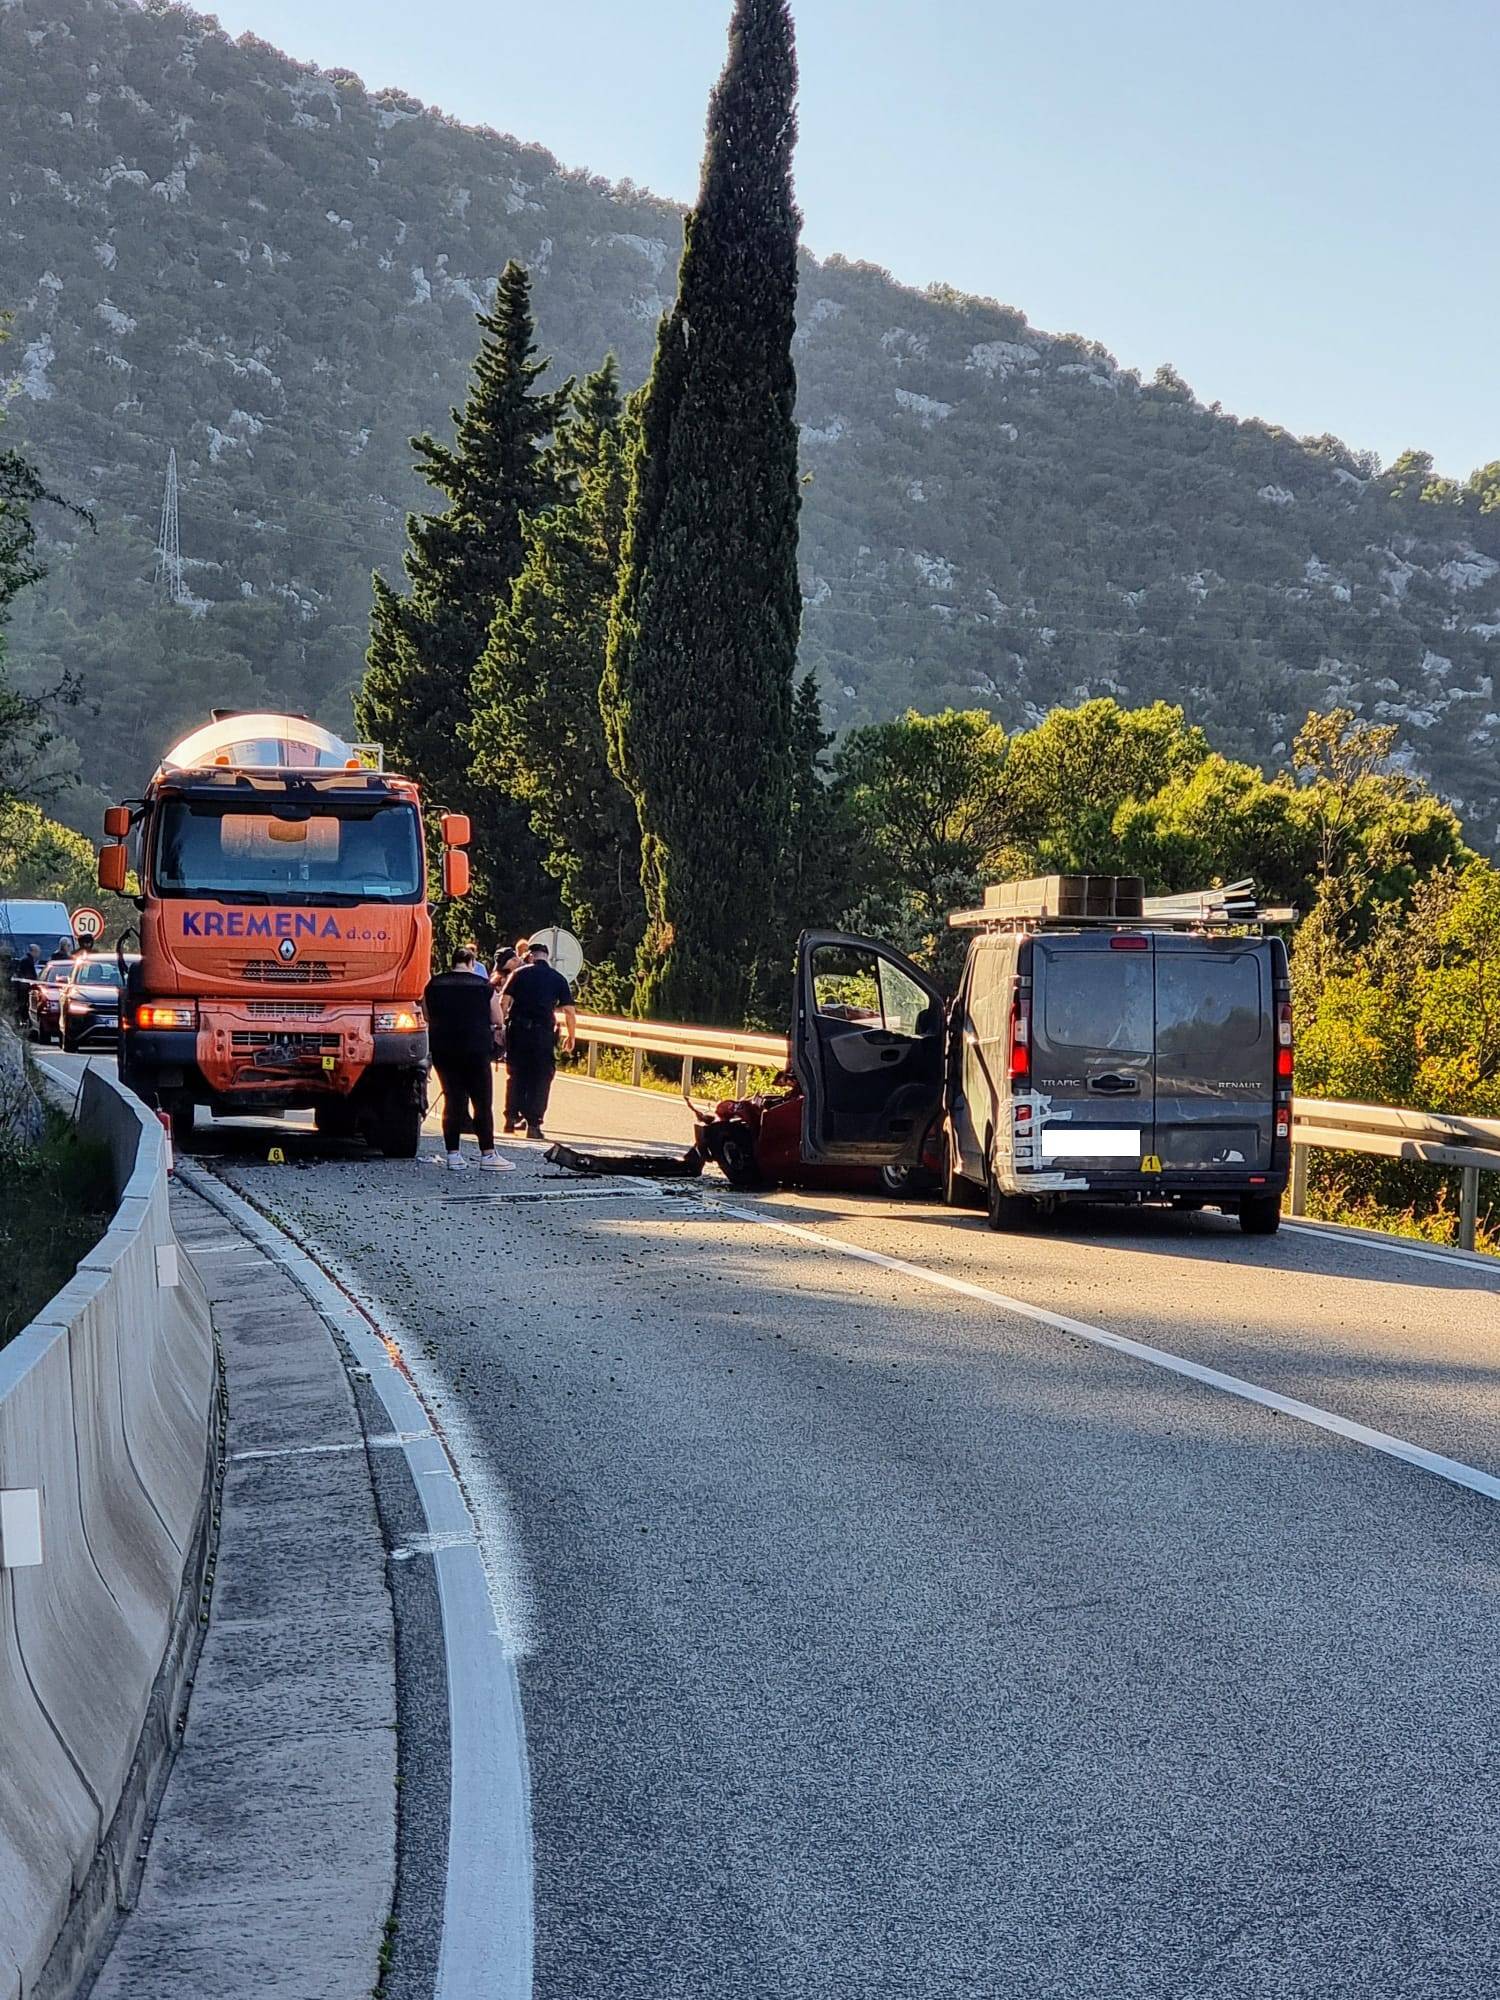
[1140,879,1259,923]
[949,874,1145,928]
[949,874,1283,931]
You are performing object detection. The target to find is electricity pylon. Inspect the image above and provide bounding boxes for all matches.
[154,447,187,605]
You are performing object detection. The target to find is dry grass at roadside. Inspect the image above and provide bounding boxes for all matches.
[1305,1164,1497,1258]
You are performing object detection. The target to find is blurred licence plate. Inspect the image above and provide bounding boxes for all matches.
[1041,1128,1140,1159]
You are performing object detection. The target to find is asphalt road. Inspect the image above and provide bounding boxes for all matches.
[55,1056,1500,1998]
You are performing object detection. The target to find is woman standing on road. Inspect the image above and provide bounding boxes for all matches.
[489,949,524,1065]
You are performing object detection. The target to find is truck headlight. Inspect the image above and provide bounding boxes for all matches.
[373,1006,422,1033]
[137,1003,197,1029]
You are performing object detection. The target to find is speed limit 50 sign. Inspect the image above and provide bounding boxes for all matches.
[71,906,105,942]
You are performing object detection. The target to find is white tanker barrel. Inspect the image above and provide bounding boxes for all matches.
[155,713,368,779]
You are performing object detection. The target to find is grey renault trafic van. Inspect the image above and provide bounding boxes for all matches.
[793,876,1293,1235]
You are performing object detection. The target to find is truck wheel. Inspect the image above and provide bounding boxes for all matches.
[314,1099,358,1141]
[1239,1192,1282,1236]
[986,1175,1034,1233]
[377,1098,423,1160]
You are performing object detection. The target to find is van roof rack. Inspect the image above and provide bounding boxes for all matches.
[948,875,1294,932]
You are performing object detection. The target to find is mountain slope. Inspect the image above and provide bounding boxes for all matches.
[2,0,1498,843]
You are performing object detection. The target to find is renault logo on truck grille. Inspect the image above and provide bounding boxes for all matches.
[278,936,297,962]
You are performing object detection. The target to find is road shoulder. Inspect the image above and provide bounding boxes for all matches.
[87,1182,397,2000]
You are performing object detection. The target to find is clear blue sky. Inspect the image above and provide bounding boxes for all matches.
[208,0,1498,478]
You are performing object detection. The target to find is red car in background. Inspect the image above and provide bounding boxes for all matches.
[27,958,76,1045]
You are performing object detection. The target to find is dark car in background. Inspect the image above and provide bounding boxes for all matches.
[27,958,77,1044]
[60,955,136,1053]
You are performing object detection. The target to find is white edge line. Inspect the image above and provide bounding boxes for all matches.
[174,1159,533,2000]
[690,1194,1500,1509]
[1284,1217,1498,1274]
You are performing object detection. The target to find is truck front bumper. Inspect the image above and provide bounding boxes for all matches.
[123,1017,429,1107]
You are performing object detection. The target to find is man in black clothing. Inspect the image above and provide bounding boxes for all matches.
[500,941,577,1140]
[11,945,41,1028]
[424,947,504,1171]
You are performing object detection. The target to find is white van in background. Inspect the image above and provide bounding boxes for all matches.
[0,899,76,966]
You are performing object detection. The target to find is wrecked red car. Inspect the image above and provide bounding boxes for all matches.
[696,930,948,1193]
[550,932,949,1195]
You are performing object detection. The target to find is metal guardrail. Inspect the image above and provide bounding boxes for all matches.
[1289,1100,1500,1250]
[572,1010,788,1096]
[572,1014,1497,1252]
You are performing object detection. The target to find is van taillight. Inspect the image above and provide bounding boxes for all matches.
[1109,934,1149,950]
[1276,999,1294,1082]
[1009,992,1031,1082]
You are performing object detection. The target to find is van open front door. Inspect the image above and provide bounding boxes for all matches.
[794,931,946,1165]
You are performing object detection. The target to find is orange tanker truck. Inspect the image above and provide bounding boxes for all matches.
[97,711,471,1156]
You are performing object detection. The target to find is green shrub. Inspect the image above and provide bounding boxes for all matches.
[0,1111,114,1348]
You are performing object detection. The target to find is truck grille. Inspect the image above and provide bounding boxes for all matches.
[230,1031,341,1053]
[246,1001,326,1019]
[233,959,345,984]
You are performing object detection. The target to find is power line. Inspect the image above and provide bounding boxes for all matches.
[154,446,187,605]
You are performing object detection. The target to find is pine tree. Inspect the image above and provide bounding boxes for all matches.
[751,669,846,1020]
[602,0,803,1024]
[356,262,571,945]
[469,362,645,992]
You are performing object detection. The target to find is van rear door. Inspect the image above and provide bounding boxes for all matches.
[794,932,946,1165]
[1153,938,1274,1174]
[1028,935,1155,1174]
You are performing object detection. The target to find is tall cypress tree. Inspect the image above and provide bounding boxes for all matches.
[602,0,803,1023]
[469,360,645,992]
[357,261,571,944]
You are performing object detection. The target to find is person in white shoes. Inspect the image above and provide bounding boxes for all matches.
[423,946,507,1171]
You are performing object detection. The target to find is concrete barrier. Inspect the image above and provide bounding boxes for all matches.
[0,1068,217,2000]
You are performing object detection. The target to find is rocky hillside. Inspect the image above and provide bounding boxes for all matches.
[3,0,1499,842]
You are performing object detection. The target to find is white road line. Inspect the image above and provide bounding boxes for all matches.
[693,1195,1500,1508]
[1284,1218,1498,1274]
[176,1162,534,2000]
[229,1435,434,1462]
[231,1441,367,1462]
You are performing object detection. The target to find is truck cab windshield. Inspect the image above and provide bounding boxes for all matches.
[153,801,423,904]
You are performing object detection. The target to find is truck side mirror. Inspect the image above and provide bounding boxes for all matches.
[441,813,471,849]
[99,844,128,894]
[441,849,470,901]
[104,805,131,839]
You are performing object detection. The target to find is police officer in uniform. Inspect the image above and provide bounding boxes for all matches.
[500,940,577,1141]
